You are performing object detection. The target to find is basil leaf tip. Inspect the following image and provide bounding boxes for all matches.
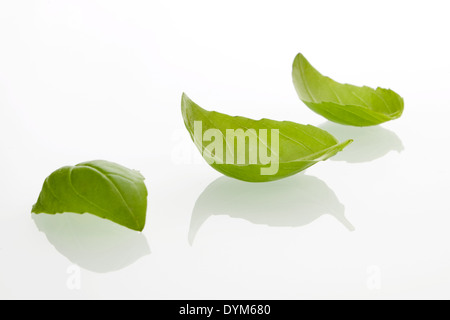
[292,53,404,126]
[181,93,352,182]
[32,160,148,232]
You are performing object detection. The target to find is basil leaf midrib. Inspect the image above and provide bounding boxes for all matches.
[73,165,140,227]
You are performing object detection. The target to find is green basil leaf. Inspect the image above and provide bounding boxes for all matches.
[32,160,148,231]
[292,53,404,126]
[181,93,352,182]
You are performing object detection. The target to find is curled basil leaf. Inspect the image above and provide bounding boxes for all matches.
[181,93,352,182]
[292,53,404,126]
[32,160,148,231]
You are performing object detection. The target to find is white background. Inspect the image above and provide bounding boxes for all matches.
[0,0,449,299]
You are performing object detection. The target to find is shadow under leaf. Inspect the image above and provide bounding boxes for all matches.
[188,173,354,245]
[32,212,150,273]
[319,121,404,163]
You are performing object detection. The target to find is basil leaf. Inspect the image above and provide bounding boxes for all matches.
[181,93,352,182]
[292,53,404,126]
[32,160,148,231]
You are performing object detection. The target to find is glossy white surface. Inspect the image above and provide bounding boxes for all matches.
[1,0,449,299]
